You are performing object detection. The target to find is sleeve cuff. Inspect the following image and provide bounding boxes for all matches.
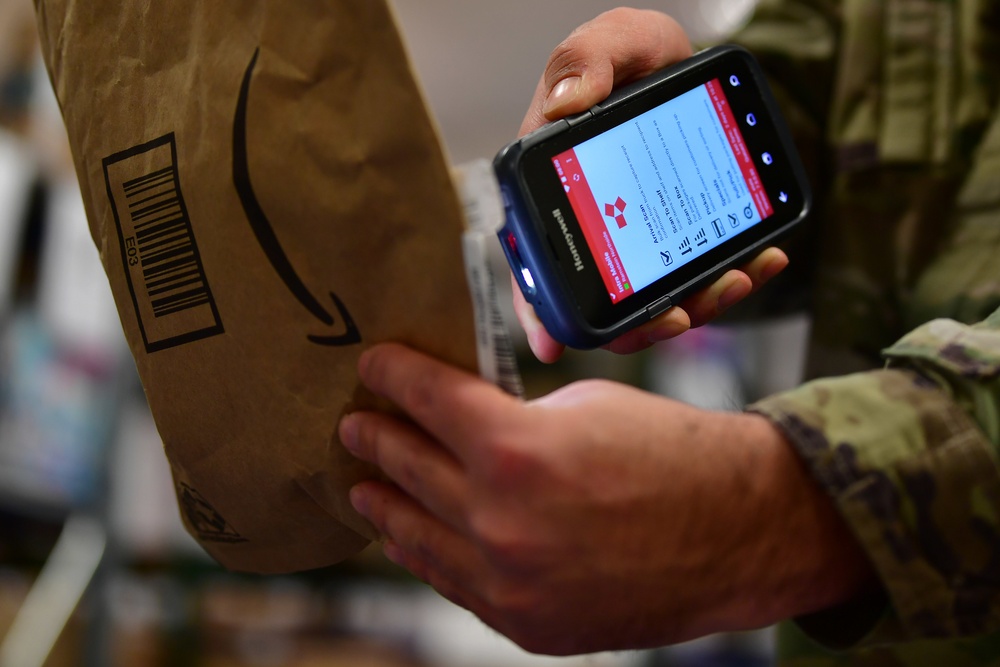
[750,368,1000,648]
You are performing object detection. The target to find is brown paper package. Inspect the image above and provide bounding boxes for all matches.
[34,0,479,573]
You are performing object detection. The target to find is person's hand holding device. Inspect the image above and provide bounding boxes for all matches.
[501,9,804,361]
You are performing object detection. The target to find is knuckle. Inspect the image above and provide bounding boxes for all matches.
[399,369,439,416]
[575,6,649,44]
[394,457,422,496]
[478,435,536,489]
[362,494,388,533]
[543,39,589,87]
[483,533,526,570]
[358,419,402,476]
[409,531,437,566]
[543,377,614,405]
[596,6,646,26]
[470,514,545,573]
[356,415,382,454]
[544,8,647,86]
[392,522,443,570]
[571,377,615,393]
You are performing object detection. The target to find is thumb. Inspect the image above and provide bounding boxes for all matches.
[519,8,693,136]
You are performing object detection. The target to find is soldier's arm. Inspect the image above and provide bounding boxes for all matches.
[752,113,1000,647]
[725,0,1000,646]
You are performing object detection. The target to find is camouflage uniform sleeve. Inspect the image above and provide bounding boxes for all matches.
[749,109,1000,648]
[751,311,1000,647]
[746,2,1000,642]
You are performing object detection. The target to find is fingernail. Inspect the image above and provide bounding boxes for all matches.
[339,414,360,454]
[717,282,747,313]
[349,485,370,515]
[543,76,582,116]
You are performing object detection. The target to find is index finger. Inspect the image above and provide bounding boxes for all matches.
[356,343,522,459]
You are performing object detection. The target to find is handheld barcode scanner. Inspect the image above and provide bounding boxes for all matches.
[494,45,811,349]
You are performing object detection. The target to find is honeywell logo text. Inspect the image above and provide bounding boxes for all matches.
[552,209,585,272]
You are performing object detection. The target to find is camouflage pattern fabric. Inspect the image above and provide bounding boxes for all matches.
[734,0,1000,663]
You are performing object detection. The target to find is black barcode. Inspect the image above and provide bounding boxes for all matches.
[104,133,223,353]
[455,161,523,397]
[488,282,524,397]
[124,166,213,318]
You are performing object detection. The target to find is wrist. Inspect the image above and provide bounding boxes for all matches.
[717,413,879,630]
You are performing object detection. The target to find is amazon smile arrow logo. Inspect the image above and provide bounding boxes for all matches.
[233,48,361,347]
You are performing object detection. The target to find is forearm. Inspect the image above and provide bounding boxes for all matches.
[342,349,885,654]
[706,413,878,633]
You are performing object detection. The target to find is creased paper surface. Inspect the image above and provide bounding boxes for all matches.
[35,0,478,573]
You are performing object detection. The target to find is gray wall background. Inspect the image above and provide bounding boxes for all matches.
[391,1,758,164]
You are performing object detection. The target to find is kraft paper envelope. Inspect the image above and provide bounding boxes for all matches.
[34,0,478,573]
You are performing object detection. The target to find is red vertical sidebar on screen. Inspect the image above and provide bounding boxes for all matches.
[552,150,633,302]
[705,79,773,220]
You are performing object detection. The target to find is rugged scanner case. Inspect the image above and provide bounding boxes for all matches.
[493,45,812,349]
